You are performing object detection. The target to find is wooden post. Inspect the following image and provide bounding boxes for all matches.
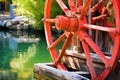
[70,34,83,53]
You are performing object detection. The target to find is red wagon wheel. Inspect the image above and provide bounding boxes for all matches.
[42,0,120,79]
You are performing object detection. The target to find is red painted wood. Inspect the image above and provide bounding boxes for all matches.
[43,0,120,79]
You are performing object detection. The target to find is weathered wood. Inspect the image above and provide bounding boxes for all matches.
[63,50,107,75]
[34,63,89,80]
[64,50,110,63]
[34,73,54,80]
[70,34,83,53]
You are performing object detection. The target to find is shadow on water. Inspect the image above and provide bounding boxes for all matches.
[0,30,53,80]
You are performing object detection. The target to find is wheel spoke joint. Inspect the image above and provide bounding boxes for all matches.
[78,31,89,41]
[115,30,120,36]
[105,62,112,71]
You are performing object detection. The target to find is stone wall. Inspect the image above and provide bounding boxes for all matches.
[1,16,30,30]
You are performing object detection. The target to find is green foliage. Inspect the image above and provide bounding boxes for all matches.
[12,0,66,30]
[0,0,6,2]
[12,0,45,30]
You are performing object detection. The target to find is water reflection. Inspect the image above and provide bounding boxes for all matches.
[0,30,52,80]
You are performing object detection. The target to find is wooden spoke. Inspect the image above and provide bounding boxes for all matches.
[82,40,97,80]
[84,36,110,67]
[56,0,72,17]
[49,33,66,50]
[68,0,77,11]
[84,24,116,33]
[80,0,92,16]
[55,32,73,65]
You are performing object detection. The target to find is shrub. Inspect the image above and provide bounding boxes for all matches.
[12,0,66,30]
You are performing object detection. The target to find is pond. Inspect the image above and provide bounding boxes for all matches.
[0,30,53,80]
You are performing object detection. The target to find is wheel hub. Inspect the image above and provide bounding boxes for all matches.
[55,16,79,32]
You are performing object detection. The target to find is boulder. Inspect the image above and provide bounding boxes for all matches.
[22,23,29,30]
[21,18,29,23]
[2,20,9,27]
[11,19,19,25]
[9,25,16,30]
[6,21,12,27]
[16,24,22,30]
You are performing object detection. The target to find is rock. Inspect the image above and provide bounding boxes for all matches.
[2,20,9,27]
[16,24,22,30]
[19,21,24,25]
[0,21,3,27]
[1,16,31,30]
[21,18,29,23]
[9,25,16,30]
[23,23,29,30]
[11,19,19,25]
[6,21,12,27]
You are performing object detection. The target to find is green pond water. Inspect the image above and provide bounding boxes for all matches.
[0,30,53,80]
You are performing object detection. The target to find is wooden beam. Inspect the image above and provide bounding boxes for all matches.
[34,63,89,80]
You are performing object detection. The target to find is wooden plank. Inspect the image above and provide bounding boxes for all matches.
[63,50,107,74]
[34,63,89,80]
[64,50,111,63]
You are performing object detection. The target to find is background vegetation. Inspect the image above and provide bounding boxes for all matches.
[12,0,64,30]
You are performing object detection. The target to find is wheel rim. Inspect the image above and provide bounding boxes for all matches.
[43,0,120,79]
